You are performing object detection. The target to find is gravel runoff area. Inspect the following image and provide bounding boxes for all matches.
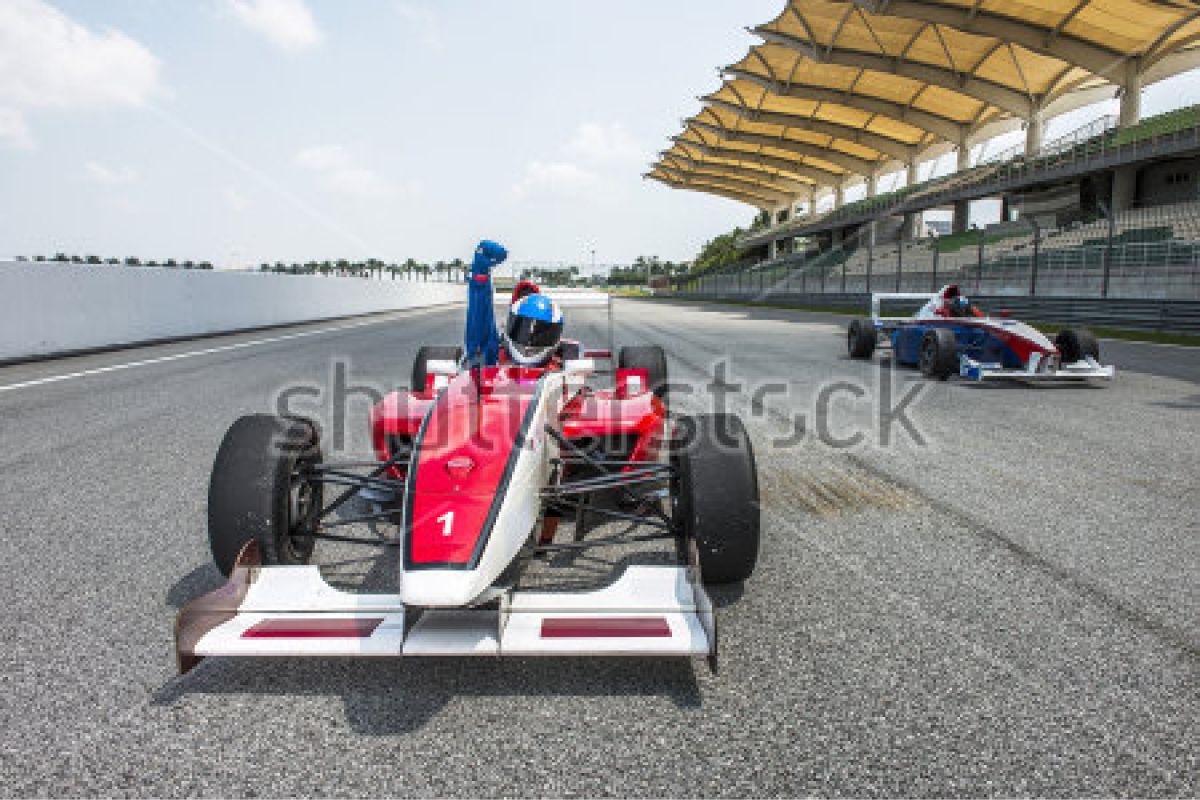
[0,298,1196,797]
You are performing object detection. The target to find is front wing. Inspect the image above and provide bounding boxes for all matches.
[175,543,716,673]
[959,354,1115,381]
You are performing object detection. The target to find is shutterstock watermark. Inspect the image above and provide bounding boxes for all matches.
[269,357,930,458]
[663,359,928,452]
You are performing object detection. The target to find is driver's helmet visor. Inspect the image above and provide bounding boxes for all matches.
[506,314,563,359]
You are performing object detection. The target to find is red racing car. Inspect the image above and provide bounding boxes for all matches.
[176,288,759,674]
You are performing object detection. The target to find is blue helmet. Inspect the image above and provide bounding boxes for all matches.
[504,293,564,366]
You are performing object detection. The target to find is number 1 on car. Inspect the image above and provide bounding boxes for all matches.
[435,511,454,536]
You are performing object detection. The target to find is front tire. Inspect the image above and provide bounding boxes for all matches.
[847,318,877,359]
[671,414,760,585]
[919,328,959,380]
[1055,328,1100,363]
[412,345,463,391]
[619,345,669,411]
[208,415,323,577]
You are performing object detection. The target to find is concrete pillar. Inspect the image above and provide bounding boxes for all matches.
[951,143,972,233]
[1112,165,1138,212]
[1001,194,1012,222]
[905,161,918,187]
[768,237,779,260]
[1025,112,1044,156]
[903,212,922,241]
[952,199,970,234]
[1119,61,1142,128]
[833,183,845,210]
[867,171,879,198]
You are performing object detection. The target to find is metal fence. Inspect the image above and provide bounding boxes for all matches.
[679,199,1200,303]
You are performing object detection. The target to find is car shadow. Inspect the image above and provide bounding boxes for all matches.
[153,651,704,736]
[165,563,225,609]
[957,380,1108,391]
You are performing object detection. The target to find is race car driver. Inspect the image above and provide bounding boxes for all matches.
[463,239,566,369]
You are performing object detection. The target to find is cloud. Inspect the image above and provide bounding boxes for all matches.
[295,144,393,197]
[224,186,250,211]
[0,0,162,147]
[563,122,644,163]
[226,0,321,51]
[512,161,598,199]
[85,161,138,185]
[0,107,33,149]
[394,2,441,49]
[511,122,642,199]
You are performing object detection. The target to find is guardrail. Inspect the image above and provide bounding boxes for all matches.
[668,290,1200,334]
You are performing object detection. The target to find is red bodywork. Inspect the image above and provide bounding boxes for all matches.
[369,362,667,565]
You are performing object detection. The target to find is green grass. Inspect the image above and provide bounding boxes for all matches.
[624,294,1200,346]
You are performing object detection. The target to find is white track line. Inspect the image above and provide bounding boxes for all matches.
[0,309,456,394]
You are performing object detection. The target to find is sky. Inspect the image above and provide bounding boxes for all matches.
[0,0,781,269]
[2,1,1199,270]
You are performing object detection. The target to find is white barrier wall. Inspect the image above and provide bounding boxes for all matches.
[0,261,463,361]
[494,287,611,307]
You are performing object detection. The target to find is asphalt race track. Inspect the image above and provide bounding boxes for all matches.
[0,299,1197,797]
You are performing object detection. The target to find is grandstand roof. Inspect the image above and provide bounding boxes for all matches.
[649,0,1200,209]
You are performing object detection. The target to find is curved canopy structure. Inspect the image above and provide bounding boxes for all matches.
[649,0,1200,210]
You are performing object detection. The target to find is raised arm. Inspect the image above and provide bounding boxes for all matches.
[463,240,508,366]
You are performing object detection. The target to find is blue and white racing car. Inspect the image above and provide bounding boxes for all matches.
[847,284,1115,382]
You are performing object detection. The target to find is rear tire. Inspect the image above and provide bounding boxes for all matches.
[619,345,669,411]
[412,345,463,391]
[919,328,959,380]
[671,414,760,585]
[847,318,877,359]
[208,415,323,577]
[1055,328,1100,363]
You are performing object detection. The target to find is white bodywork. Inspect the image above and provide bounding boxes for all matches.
[189,563,714,659]
[398,372,564,608]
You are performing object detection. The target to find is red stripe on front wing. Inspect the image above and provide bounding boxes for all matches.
[241,618,383,638]
[540,617,671,638]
